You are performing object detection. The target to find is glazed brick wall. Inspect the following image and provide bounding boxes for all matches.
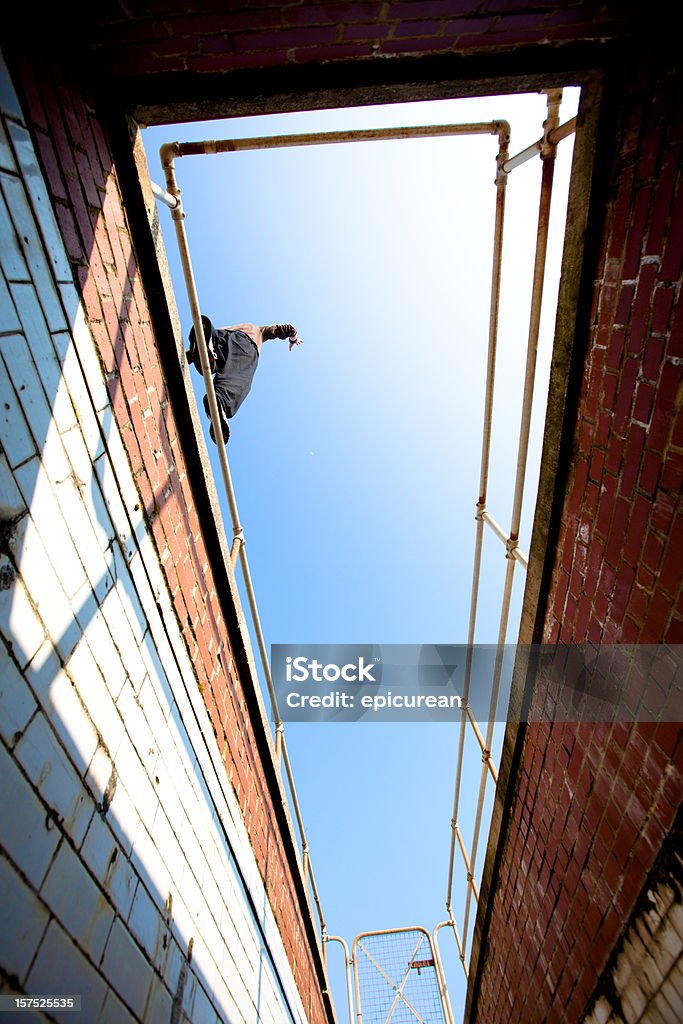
[10,56,327,1024]
[79,1,634,78]
[472,59,683,1024]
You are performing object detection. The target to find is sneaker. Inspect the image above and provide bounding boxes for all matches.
[187,315,216,373]
[203,394,230,444]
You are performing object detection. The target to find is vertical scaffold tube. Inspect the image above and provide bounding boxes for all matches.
[446,122,509,916]
[160,143,287,763]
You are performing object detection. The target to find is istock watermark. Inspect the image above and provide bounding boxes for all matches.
[271,645,683,723]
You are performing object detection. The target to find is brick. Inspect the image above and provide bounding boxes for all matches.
[6,123,72,284]
[82,799,137,898]
[659,525,683,597]
[622,184,652,278]
[394,18,443,36]
[0,850,51,983]
[127,880,166,966]
[0,119,14,173]
[606,328,625,370]
[27,919,108,1018]
[1,172,66,330]
[41,839,114,963]
[651,149,679,256]
[606,497,634,565]
[607,166,635,261]
[611,563,635,620]
[633,382,655,424]
[14,465,88,603]
[0,188,31,282]
[623,494,651,565]
[0,640,37,745]
[344,21,391,39]
[642,529,665,573]
[286,2,383,26]
[614,283,635,326]
[651,285,675,336]
[596,472,617,538]
[639,451,662,497]
[15,711,92,847]
[619,425,646,496]
[98,987,138,1024]
[660,175,683,280]
[656,402,681,466]
[612,358,640,434]
[595,412,611,448]
[642,590,674,644]
[649,362,682,451]
[0,543,48,667]
[393,0,478,16]
[650,491,676,540]
[598,284,619,333]
[0,739,61,887]
[379,35,456,53]
[642,334,665,381]
[232,25,337,52]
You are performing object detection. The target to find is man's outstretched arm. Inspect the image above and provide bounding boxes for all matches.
[261,324,303,350]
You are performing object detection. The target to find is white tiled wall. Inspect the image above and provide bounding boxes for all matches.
[0,50,307,1024]
[585,872,683,1024]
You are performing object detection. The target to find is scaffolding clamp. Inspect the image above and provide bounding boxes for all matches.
[541,89,563,160]
[505,535,519,560]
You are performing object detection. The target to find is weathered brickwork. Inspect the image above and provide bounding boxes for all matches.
[547,66,682,647]
[80,1,635,79]
[584,837,683,1024]
[471,58,683,1024]
[1,50,326,1024]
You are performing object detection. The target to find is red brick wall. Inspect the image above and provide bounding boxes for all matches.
[12,57,327,1024]
[80,1,634,79]
[471,57,683,1023]
[548,73,682,648]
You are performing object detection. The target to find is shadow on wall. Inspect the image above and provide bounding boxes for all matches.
[0,50,300,1024]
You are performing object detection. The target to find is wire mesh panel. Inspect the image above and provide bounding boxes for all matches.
[353,928,446,1024]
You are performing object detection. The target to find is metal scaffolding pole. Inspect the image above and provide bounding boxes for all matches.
[446,122,509,920]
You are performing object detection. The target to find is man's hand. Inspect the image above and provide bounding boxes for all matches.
[289,336,304,351]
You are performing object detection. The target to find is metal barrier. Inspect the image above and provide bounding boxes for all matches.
[353,927,451,1024]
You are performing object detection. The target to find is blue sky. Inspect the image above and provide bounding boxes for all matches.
[143,86,579,1022]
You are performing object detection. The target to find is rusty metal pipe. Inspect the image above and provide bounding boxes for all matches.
[160,149,245,550]
[173,121,509,160]
[509,155,556,543]
[502,114,576,174]
[446,122,508,919]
